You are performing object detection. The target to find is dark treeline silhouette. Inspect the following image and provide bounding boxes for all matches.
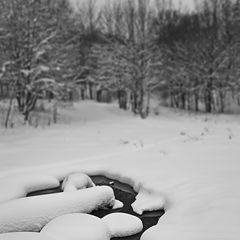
[0,0,240,126]
[157,0,240,113]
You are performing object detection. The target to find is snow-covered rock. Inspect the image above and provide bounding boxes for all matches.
[112,199,124,209]
[0,186,115,233]
[131,189,165,215]
[41,213,110,240]
[102,213,143,237]
[61,173,95,192]
[0,174,59,203]
[0,232,54,240]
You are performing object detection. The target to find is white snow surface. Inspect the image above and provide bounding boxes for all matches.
[0,186,115,233]
[131,188,165,215]
[0,101,240,239]
[0,232,54,240]
[62,172,95,192]
[112,199,124,209]
[102,213,143,237]
[41,213,110,240]
[0,174,59,203]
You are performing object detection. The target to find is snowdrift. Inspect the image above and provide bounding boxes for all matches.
[0,174,59,203]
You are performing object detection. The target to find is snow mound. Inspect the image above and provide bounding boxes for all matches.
[0,186,115,233]
[41,213,110,240]
[131,189,165,215]
[0,232,54,240]
[102,213,143,237]
[112,199,124,209]
[0,174,59,203]
[62,173,95,192]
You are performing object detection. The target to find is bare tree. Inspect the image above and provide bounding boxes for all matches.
[0,0,69,125]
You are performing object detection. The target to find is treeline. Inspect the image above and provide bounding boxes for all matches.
[158,0,240,113]
[0,0,240,126]
[0,0,72,125]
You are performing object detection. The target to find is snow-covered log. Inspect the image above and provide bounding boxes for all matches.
[0,186,115,233]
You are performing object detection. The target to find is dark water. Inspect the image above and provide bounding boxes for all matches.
[27,186,62,196]
[27,175,164,240]
[91,176,164,240]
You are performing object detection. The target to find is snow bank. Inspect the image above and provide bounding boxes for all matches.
[102,213,143,237]
[0,232,54,240]
[0,186,115,233]
[141,224,240,240]
[41,213,110,240]
[0,174,59,203]
[131,188,165,215]
[62,173,95,192]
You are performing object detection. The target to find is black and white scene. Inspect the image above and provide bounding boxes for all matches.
[0,0,240,239]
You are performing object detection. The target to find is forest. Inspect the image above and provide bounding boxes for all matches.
[0,0,240,127]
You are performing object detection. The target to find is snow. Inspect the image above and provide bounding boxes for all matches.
[102,213,143,237]
[0,174,59,203]
[62,173,95,192]
[112,199,124,209]
[0,186,115,233]
[41,213,110,240]
[131,188,165,215]
[0,232,54,240]
[0,101,240,239]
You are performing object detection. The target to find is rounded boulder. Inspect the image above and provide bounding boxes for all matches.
[102,213,143,237]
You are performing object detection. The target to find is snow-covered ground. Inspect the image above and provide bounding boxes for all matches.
[0,101,240,239]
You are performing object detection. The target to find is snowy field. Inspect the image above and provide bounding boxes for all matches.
[0,101,240,239]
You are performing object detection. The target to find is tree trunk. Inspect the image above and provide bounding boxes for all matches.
[89,82,93,100]
[219,90,225,113]
[204,74,213,113]
[5,97,14,128]
[204,82,213,113]
[53,102,57,124]
[96,89,102,102]
[81,88,85,100]
[5,79,19,128]
[131,91,138,114]
[118,90,128,110]
[187,94,191,111]
[204,93,212,113]
[194,93,199,112]
[170,92,174,108]
[23,91,38,123]
[138,88,144,117]
[0,84,3,99]
[145,90,151,116]
[181,92,186,109]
